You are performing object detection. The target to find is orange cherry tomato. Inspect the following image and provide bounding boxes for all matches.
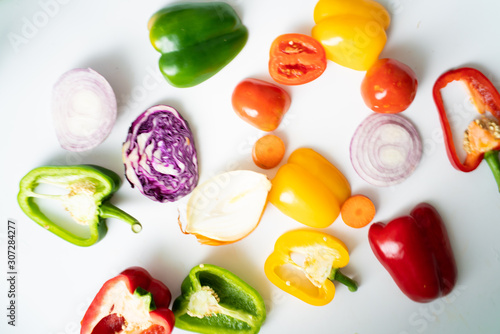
[361,58,418,113]
[269,33,327,85]
[232,78,291,131]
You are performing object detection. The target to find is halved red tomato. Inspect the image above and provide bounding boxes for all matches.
[269,33,327,85]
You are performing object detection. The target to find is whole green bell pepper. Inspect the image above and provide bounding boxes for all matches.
[148,2,248,88]
[173,264,266,334]
[17,165,142,247]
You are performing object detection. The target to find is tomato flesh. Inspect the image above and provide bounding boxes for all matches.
[269,33,327,85]
[361,58,418,113]
[232,78,291,131]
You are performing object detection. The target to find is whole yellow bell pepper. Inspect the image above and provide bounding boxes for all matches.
[264,229,358,306]
[311,0,390,71]
[268,148,350,228]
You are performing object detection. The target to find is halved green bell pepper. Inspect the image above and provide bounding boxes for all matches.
[173,264,266,334]
[17,165,141,247]
[148,2,248,88]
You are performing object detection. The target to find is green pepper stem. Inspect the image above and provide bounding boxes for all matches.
[329,268,358,292]
[100,202,142,233]
[134,287,157,311]
[484,150,500,192]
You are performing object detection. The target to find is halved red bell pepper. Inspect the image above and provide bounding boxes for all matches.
[433,67,500,190]
[81,267,175,334]
[368,203,457,303]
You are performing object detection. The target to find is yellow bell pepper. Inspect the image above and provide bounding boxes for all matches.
[264,229,358,306]
[268,148,350,228]
[311,0,390,71]
[313,0,390,29]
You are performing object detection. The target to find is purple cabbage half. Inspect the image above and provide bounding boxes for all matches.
[122,105,199,202]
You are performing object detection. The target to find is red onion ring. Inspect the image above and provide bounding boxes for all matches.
[52,68,117,152]
[350,113,422,187]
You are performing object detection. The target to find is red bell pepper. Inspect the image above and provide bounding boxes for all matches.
[368,203,457,303]
[80,267,175,334]
[433,67,500,190]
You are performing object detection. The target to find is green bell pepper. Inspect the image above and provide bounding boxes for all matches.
[173,264,266,334]
[148,2,248,88]
[17,165,142,247]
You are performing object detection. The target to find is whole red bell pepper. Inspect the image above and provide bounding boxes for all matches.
[80,267,175,334]
[433,67,500,191]
[368,203,457,303]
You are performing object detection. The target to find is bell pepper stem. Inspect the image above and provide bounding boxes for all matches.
[484,150,500,192]
[329,268,358,292]
[100,202,142,233]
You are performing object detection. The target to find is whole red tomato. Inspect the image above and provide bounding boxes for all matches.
[232,78,291,131]
[361,58,418,113]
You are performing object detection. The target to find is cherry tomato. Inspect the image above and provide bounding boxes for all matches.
[269,33,327,85]
[361,58,418,113]
[232,78,291,131]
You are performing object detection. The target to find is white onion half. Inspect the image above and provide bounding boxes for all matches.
[180,170,272,245]
[350,113,422,187]
[52,68,117,152]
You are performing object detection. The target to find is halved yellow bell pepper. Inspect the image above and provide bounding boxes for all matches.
[268,148,350,228]
[311,0,390,71]
[264,229,357,306]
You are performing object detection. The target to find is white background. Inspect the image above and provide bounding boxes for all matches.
[1,0,500,333]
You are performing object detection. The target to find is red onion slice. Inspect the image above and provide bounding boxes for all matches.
[52,68,117,152]
[350,113,422,187]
